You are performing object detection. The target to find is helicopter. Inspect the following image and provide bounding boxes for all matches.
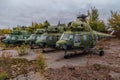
[25,29,45,49]
[36,25,68,52]
[2,30,31,45]
[56,14,112,58]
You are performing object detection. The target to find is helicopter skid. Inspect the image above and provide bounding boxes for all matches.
[64,49,86,58]
[30,45,39,49]
[64,47,104,59]
[42,47,56,53]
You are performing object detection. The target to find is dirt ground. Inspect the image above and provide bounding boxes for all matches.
[44,39,120,68]
[44,38,120,80]
[0,38,120,80]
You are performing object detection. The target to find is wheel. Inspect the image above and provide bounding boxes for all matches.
[99,50,104,56]
[31,43,35,49]
[42,49,46,53]
[63,44,67,50]
[40,43,46,48]
[63,44,68,58]
[41,43,46,53]
[64,55,69,59]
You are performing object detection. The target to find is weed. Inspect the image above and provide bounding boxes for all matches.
[17,43,30,56]
[36,52,47,75]
[0,72,8,80]
[0,42,5,47]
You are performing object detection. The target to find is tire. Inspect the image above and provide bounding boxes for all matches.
[40,43,46,48]
[63,44,67,50]
[99,50,104,56]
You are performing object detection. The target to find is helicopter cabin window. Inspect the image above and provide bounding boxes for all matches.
[54,36,59,40]
[89,35,93,41]
[6,35,10,39]
[61,33,73,40]
[18,35,23,39]
[48,36,53,40]
[24,36,27,39]
[74,34,80,43]
[40,35,47,40]
[11,36,16,40]
[36,36,41,40]
[56,36,60,40]
[83,35,87,41]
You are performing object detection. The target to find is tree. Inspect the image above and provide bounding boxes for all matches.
[43,20,50,31]
[88,7,106,32]
[88,7,99,21]
[43,20,50,27]
[0,29,12,35]
[108,11,120,31]
[108,11,120,37]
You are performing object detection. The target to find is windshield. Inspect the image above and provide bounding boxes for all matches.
[29,35,36,39]
[6,35,16,40]
[40,35,47,40]
[36,36,41,40]
[60,33,73,40]
[6,35,10,39]
[11,36,16,40]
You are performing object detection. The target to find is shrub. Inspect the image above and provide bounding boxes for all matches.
[36,52,47,75]
[0,72,8,80]
[0,42,5,47]
[17,43,30,56]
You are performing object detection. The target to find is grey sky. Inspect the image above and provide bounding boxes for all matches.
[0,0,120,29]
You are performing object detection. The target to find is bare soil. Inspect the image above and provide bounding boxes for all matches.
[44,38,120,80]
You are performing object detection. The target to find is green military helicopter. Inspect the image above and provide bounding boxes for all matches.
[2,30,31,45]
[56,14,112,58]
[26,29,45,49]
[36,25,67,52]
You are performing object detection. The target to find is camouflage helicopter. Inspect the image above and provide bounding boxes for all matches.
[2,30,31,45]
[36,24,68,52]
[26,29,45,49]
[56,14,112,58]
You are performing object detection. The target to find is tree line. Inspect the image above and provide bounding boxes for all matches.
[0,7,120,37]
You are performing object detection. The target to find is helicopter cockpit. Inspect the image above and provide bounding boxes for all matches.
[69,14,92,32]
[60,33,73,41]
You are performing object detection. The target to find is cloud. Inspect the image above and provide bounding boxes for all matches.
[0,0,120,29]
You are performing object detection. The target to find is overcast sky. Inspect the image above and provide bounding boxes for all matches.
[0,0,120,29]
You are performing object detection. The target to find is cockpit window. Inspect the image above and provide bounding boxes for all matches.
[40,35,47,40]
[6,35,16,40]
[6,35,10,39]
[74,34,80,43]
[29,35,36,39]
[36,36,41,40]
[18,35,23,39]
[48,36,53,40]
[11,36,16,40]
[89,35,93,41]
[61,33,73,40]
[83,35,87,41]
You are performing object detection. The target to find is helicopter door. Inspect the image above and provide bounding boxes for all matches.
[89,34,94,47]
[83,35,88,48]
[74,34,80,47]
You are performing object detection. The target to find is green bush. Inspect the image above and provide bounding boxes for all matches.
[0,72,8,80]
[36,52,47,75]
[89,21,106,32]
[88,7,106,32]
[0,42,5,47]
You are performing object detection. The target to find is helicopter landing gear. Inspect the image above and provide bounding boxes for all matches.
[41,43,46,53]
[63,47,104,59]
[93,47,104,56]
[30,42,35,49]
